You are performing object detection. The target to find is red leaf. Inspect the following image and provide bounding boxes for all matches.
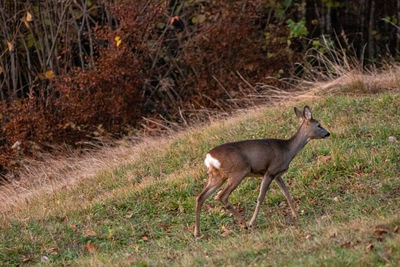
[87,243,96,253]
[160,224,170,231]
[374,229,388,235]
[340,241,353,248]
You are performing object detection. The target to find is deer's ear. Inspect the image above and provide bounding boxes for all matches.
[294,107,303,119]
[303,106,312,120]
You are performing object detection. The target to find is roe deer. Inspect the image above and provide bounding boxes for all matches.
[194,106,330,237]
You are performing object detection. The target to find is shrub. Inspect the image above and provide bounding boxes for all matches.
[0,0,304,175]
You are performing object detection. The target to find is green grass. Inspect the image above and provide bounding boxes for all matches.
[1,93,400,266]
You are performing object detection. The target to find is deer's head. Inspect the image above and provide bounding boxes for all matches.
[294,106,330,139]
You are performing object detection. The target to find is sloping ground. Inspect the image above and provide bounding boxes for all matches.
[1,93,399,266]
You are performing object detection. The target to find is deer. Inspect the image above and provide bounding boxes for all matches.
[194,106,330,237]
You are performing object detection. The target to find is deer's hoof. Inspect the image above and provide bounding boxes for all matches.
[248,225,256,232]
[194,229,200,238]
[194,233,202,239]
[195,233,204,240]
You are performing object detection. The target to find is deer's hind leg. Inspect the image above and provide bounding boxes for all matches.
[194,169,225,237]
[215,169,249,227]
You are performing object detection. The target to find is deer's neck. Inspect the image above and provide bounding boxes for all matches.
[287,124,309,161]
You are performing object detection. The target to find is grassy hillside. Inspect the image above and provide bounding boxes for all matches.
[1,93,400,266]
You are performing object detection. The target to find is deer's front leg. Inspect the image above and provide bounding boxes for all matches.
[249,174,273,227]
[275,176,299,218]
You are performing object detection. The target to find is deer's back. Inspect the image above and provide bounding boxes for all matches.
[208,139,289,176]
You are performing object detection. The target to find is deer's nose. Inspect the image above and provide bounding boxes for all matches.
[324,132,330,138]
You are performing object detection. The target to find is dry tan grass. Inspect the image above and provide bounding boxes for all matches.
[1,60,399,215]
[0,137,168,213]
[305,64,400,94]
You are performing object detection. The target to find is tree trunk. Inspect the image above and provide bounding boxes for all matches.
[368,0,375,59]
[397,0,400,52]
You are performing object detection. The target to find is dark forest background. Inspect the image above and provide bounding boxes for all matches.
[0,0,399,175]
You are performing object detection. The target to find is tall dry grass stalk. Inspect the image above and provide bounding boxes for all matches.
[298,38,400,94]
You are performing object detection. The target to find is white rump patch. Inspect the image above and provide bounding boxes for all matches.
[204,153,221,169]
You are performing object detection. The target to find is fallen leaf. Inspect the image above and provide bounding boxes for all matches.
[22,255,33,262]
[70,224,78,231]
[11,141,21,150]
[87,242,96,253]
[333,196,339,202]
[22,18,29,28]
[317,155,331,164]
[142,236,148,241]
[366,243,374,251]
[46,247,58,255]
[125,213,133,219]
[365,133,373,138]
[341,241,353,248]
[187,225,194,232]
[374,229,388,235]
[197,14,206,24]
[160,224,170,231]
[83,230,97,237]
[169,16,182,25]
[26,11,33,22]
[45,70,55,79]
[394,225,399,233]
[115,36,122,47]
[7,41,13,52]
[361,209,368,214]
[41,256,50,263]
[169,16,178,24]
[305,234,313,240]
[220,229,232,237]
